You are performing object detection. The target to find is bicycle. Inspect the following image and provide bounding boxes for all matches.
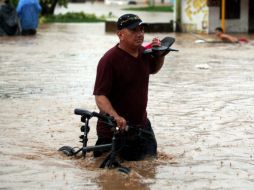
[58,108,154,174]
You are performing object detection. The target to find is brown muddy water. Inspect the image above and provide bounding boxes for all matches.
[1,23,254,190]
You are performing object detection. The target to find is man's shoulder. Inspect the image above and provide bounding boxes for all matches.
[101,45,121,60]
[104,45,118,55]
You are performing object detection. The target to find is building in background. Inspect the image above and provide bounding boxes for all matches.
[174,0,254,33]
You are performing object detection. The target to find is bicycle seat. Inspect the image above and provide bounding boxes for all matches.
[74,109,93,118]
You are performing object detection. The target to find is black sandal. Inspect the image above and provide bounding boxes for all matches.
[143,36,178,56]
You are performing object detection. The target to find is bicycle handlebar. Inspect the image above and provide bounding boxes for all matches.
[74,108,154,136]
[92,111,116,127]
[74,108,116,127]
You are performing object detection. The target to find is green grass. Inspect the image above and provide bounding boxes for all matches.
[41,6,173,23]
[123,5,174,12]
[42,12,107,23]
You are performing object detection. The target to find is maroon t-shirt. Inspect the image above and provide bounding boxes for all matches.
[93,44,156,138]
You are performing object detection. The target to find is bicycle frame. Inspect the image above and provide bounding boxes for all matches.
[58,108,124,170]
[59,108,155,172]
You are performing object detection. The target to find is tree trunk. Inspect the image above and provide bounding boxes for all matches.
[40,0,59,16]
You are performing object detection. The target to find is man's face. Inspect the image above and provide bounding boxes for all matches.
[118,25,145,48]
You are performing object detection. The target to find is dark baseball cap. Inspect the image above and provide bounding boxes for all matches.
[117,14,147,30]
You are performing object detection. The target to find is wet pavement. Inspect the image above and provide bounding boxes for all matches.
[1,4,254,189]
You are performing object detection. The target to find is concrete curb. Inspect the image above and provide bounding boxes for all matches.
[105,21,174,33]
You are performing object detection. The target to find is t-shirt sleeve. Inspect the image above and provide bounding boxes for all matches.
[147,55,157,74]
[93,56,112,96]
[140,46,157,74]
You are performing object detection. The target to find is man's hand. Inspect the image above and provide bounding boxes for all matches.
[114,115,127,131]
[151,37,161,47]
[95,95,127,130]
[151,37,170,57]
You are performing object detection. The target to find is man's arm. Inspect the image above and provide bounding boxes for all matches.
[220,33,238,43]
[152,56,165,74]
[147,37,166,74]
[95,95,126,129]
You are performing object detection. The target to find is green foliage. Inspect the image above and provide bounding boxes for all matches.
[40,0,68,15]
[9,0,68,15]
[10,0,18,7]
[123,5,174,12]
[43,12,107,23]
[40,0,68,8]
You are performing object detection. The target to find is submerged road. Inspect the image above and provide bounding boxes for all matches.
[1,7,254,189]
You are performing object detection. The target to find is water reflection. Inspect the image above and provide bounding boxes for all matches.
[1,23,254,190]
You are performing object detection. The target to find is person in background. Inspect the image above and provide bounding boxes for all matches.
[0,0,20,36]
[16,0,41,35]
[93,14,168,161]
[215,27,248,43]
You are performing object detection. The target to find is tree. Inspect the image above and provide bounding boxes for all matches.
[10,0,18,6]
[10,0,68,16]
[40,0,68,16]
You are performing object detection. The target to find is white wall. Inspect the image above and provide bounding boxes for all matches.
[179,0,249,33]
[208,0,249,33]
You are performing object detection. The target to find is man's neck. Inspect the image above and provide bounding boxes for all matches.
[118,43,139,58]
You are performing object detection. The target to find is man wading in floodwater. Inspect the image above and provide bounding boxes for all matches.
[93,14,169,161]
[215,27,249,43]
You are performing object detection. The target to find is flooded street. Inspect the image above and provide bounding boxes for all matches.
[1,9,254,190]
